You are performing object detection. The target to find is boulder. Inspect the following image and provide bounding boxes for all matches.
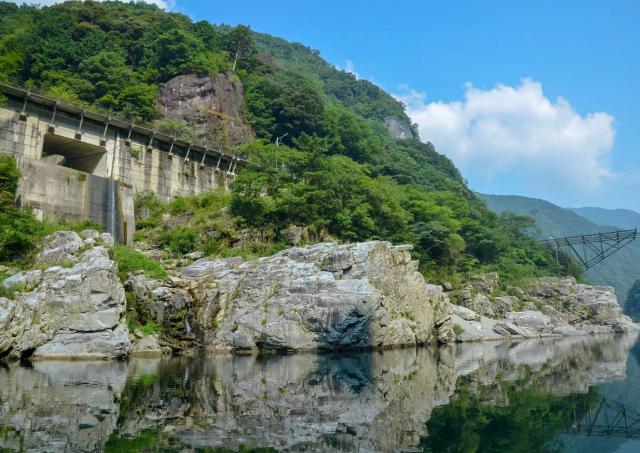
[505,310,550,328]
[2,269,42,290]
[0,238,130,360]
[460,292,495,318]
[37,230,83,266]
[178,241,451,352]
[449,303,480,321]
[131,334,165,356]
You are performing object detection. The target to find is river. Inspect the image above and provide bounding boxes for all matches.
[1,334,639,452]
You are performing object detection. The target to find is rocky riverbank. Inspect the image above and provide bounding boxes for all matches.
[1,232,637,360]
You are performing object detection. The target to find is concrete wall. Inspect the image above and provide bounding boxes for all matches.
[0,93,238,244]
[14,155,135,244]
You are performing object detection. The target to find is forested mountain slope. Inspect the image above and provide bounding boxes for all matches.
[0,0,569,284]
[569,207,640,231]
[480,194,640,314]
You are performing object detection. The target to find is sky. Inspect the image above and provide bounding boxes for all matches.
[16,0,640,211]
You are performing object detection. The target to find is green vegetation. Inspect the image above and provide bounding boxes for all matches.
[135,190,286,259]
[480,193,640,311]
[0,1,577,285]
[0,155,42,263]
[626,279,640,320]
[140,320,159,336]
[112,244,167,280]
[422,374,599,453]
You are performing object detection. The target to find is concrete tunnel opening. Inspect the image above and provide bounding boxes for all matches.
[41,133,106,174]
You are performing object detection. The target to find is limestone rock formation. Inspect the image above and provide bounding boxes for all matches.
[163,241,452,352]
[157,73,253,146]
[384,116,414,139]
[0,232,131,360]
[449,273,639,342]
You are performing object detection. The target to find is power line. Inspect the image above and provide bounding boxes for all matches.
[565,182,640,205]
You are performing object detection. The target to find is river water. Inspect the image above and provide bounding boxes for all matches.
[1,334,640,452]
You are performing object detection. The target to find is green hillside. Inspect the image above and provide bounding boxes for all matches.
[0,0,571,285]
[569,207,640,231]
[479,194,640,314]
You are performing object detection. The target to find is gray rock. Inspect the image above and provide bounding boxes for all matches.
[0,243,130,359]
[184,251,205,260]
[80,229,100,239]
[493,321,535,337]
[449,303,480,321]
[37,230,83,266]
[99,232,115,247]
[1,269,42,290]
[33,325,130,359]
[184,241,449,352]
[461,293,495,318]
[157,73,254,146]
[384,116,414,139]
[179,256,243,279]
[132,334,164,356]
[505,310,550,328]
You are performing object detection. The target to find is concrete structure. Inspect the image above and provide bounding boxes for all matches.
[0,83,243,243]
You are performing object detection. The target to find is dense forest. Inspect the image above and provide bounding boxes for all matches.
[0,0,573,284]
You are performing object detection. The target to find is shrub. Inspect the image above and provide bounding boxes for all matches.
[141,321,159,336]
[159,226,198,256]
[112,244,167,281]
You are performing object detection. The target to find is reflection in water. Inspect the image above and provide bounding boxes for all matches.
[568,398,640,438]
[0,333,638,452]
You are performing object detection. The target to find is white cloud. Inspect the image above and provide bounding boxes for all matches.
[396,78,616,196]
[10,0,175,9]
[341,59,360,80]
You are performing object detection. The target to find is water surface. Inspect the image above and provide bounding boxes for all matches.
[1,334,639,452]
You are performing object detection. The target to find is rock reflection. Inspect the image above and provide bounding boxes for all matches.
[0,361,128,452]
[0,333,637,452]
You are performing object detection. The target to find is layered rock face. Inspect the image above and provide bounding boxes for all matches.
[157,73,253,146]
[450,274,639,342]
[132,241,452,352]
[0,231,130,359]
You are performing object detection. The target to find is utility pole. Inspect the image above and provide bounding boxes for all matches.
[275,133,287,171]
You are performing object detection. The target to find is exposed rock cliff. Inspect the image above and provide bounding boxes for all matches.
[450,273,639,342]
[0,231,130,360]
[130,241,453,353]
[156,73,253,146]
[384,116,414,139]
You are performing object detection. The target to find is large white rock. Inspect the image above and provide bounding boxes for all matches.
[178,241,452,352]
[0,239,130,360]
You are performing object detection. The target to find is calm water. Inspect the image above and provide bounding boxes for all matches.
[1,334,640,452]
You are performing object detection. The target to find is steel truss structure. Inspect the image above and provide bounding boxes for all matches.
[542,229,637,272]
[569,397,640,438]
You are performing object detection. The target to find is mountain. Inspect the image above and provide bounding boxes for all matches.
[0,0,575,286]
[479,194,640,313]
[569,207,640,230]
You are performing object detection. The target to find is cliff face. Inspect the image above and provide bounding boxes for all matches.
[450,273,639,342]
[129,241,453,353]
[156,73,254,147]
[0,230,130,360]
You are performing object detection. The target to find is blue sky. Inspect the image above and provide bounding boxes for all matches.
[175,0,640,211]
[24,0,640,211]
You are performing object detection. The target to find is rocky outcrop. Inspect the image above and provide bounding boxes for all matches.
[450,274,639,342]
[0,232,131,360]
[130,241,452,353]
[157,73,253,146]
[384,116,414,139]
